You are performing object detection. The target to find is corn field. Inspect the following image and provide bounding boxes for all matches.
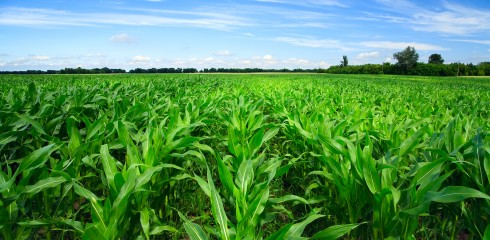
[0,73,489,240]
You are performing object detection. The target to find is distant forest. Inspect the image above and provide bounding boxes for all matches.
[1,63,489,76]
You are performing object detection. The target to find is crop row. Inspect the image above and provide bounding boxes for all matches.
[0,74,489,239]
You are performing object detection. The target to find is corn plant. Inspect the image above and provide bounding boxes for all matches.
[0,73,489,239]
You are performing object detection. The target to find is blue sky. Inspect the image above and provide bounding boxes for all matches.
[1,0,489,70]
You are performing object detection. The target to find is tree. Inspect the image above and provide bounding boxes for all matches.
[340,55,348,67]
[428,53,444,64]
[393,46,419,72]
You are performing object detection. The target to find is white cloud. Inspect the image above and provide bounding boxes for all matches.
[372,1,490,35]
[283,58,310,65]
[450,39,490,45]
[111,33,134,43]
[132,55,150,62]
[356,51,379,59]
[146,0,162,2]
[360,41,446,51]
[255,0,347,8]
[0,7,249,31]
[2,53,334,70]
[263,54,274,60]
[214,50,233,56]
[30,55,50,61]
[412,2,490,35]
[85,53,107,57]
[374,0,416,9]
[274,37,352,51]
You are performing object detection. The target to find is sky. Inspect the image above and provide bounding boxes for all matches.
[0,0,489,71]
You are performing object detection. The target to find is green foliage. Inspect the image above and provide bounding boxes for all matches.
[0,73,489,239]
[341,55,348,67]
[393,46,419,72]
[428,53,444,64]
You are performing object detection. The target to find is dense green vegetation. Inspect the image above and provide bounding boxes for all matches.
[0,74,489,239]
[326,62,490,76]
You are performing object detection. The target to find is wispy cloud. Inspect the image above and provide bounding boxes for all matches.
[6,55,53,67]
[111,33,134,43]
[214,50,234,56]
[374,0,417,9]
[360,41,446,51]
[0,7,249,31]
[2,53,332,70]
[371,1,490,35]
[255,0,347,8]
[30,55,50,61]
[274,36,352,51]
[132,55,151,62]
[356,51,379,59]
[449,39,490,45]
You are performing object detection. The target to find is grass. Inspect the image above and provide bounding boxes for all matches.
[0,73,489,239]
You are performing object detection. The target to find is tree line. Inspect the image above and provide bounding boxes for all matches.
[328,46,490,76]
[0,67,320,74]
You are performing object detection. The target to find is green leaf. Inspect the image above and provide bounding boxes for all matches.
[0,144,58,193]
[73,183,101,202]
[17,219,52,226]
[116,120,132,148]
[263,127,279,143]
[194,175,210,197]
[27,82,38,100]
[111,166,137,221]
[216,154,236,196]
[149,225,178,235]
[87,114,107,140]
[399,126,427,157]
[100,144,118,192]
[207,167,229,240]
[235,160,253,196]
[265,224,292,240]
[285,214,324,238]
[15,113,46,135]
[73,183,106,231]
[140,208,150,239]
[82,225,105,240]
[20,144,58,172]
[484,146,490,184]
[0,131,17,145]
[62,219,85,234]
[269,195,310,205]
[310,223,364,239]
[318,135,344,154]
[67,117,81,155]
[410,159,445,189]
[484,223,490,240]
[245,187,269,226]
[362,146,380,194]
[161,136,201,156]
[178,211,208,240]
[250,128,264,155]
[428,186,490,203]
[23,176,67,195]
[134,164,162,190]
